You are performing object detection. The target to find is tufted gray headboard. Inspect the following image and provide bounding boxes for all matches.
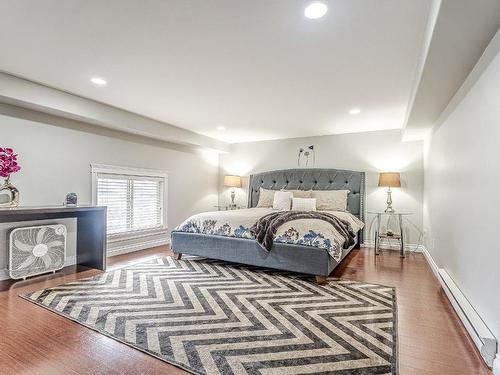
[248,168,365,232]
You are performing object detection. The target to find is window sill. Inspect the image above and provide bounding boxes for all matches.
[107,227,168,243]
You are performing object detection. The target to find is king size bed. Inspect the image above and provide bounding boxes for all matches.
[171,168,365,284]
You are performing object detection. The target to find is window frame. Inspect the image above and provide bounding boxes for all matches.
[91,163,168,241]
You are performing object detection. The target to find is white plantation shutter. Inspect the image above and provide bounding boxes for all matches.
[96,173,164,235]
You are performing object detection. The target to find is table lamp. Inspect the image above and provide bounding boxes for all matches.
[224,175,241,208]
[378,172,401,213]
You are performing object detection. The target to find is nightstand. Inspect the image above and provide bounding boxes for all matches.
[367,212,412,258]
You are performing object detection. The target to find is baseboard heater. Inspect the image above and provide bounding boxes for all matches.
[438,269,497,367]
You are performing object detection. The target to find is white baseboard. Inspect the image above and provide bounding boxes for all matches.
[362,240,423,252]
[420,246,439,278]
[107,238,169,257]
[493,354,500,375]
[422,246,497,367]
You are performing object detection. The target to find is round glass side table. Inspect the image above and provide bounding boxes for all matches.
[367,212,413,257]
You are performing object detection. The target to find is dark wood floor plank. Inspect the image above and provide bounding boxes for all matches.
[0,246,490,375]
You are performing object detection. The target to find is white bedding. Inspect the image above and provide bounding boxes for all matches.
[174,208,364,261]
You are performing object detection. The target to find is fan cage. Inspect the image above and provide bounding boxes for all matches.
[8,224,67,280]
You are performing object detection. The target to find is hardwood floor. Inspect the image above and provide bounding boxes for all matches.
[0,246,491,375]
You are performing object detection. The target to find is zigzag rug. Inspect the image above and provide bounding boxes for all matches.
[22,256,398,375]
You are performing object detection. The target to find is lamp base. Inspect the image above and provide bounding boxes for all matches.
[385,187,394,213]
[229,189,236,209]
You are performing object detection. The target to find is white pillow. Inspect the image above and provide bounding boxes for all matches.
[282,189,312,198]
[311,190,350,211]
[292,197,317,211]
[256,188,275,208]
[273,191,293,210]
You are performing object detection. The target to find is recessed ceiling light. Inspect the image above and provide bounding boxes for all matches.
[304,2,328,19]
[349,108,361,115]
[90,77,107,86]
[216,126,226,131]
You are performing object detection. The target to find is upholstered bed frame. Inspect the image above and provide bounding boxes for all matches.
[171,168,365,283]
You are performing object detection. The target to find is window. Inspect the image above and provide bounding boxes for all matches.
[91,164,167,236]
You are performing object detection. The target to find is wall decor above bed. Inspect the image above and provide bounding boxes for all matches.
[297,144,315,166]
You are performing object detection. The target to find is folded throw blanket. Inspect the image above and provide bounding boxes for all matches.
[250,211,356,252]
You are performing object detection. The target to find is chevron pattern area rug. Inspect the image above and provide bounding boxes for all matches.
[22,256,398,375]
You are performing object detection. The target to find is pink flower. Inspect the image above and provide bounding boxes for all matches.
[0,147,21,179]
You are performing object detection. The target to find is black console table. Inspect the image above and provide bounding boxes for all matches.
[0,206,107,270]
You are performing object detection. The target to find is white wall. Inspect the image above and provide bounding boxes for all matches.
[0,106,219,277]
[424,39,500,347]
[219,130,424,245]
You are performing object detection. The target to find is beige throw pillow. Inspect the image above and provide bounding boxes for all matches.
[312,190,350,211]
[283,189,312,198]
[256,187,275,208]
[273,191,293,210]
[292,197,317,211]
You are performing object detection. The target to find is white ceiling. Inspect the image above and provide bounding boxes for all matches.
[0,0,433,143]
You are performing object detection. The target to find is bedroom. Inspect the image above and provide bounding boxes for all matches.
[0,1,499,374]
